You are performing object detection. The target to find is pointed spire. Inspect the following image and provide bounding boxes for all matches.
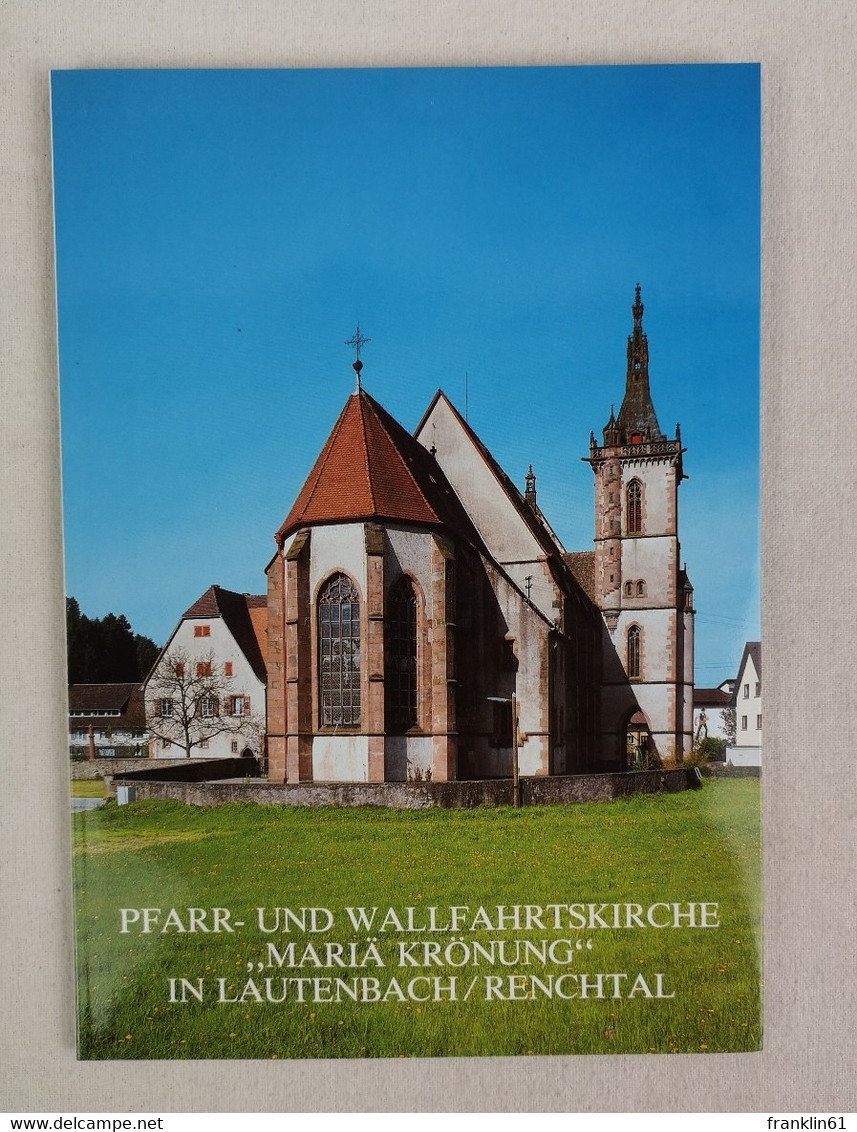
[602,404,620,445]
[616,284,664,442]
[524,464,537,508]
[626,283,648,382]
[632,282,643,330]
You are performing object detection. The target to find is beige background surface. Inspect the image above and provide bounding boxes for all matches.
[1,0,855,1113]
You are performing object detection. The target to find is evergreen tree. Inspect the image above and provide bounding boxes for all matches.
[135,634,160,680]
[66,597,160,683]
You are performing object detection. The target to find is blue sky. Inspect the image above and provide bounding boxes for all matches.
[51,65,759,682]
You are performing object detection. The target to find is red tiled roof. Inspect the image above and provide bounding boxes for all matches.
[276,389,483,547]
[182,586,221,619]
[564,551,597,602]
[247,602,268,662]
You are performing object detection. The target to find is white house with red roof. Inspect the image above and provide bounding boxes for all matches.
[143,585,267,759]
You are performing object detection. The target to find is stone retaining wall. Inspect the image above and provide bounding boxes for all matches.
[70,757,197,780]
[113,756,261,783]
[106,768,697,809]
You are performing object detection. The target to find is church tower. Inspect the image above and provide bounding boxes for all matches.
[586,285,694,762]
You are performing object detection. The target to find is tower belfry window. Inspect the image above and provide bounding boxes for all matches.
[627,480,642,533]
[319,572,361,726]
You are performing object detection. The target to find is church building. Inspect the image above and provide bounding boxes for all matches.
[263,288,694,784]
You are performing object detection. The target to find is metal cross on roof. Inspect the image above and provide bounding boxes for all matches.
[345,325,371,361]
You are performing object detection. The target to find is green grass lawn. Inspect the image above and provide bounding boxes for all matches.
[72,779,761,1060]
[71,778,106,798]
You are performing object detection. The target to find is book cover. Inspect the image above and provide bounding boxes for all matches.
[53,64,761,1060]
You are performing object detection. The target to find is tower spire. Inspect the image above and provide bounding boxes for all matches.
[615,284,663,442]
[632,282,643,330]
[524,464,537,508]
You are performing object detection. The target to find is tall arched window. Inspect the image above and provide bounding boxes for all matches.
[627,480,642,534]
[318,573,361,726]
[386,577,418,731]
[627,624,642,680]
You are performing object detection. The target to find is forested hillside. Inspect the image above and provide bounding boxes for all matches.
[66,598,160,683]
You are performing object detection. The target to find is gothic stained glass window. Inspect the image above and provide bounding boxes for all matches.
[386,577,418,731]
[627,479,642,533]
[627,624,641,680]
[318,573,361,726]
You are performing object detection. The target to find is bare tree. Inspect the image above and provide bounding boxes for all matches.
[145,647,262,758]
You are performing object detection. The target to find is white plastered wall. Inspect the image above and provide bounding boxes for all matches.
[312,734,369,781]
[416,396,558,621]
[736,653,762,748]
[621,457,676,534]
[307,523,368,598]
[147,614,265,759]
